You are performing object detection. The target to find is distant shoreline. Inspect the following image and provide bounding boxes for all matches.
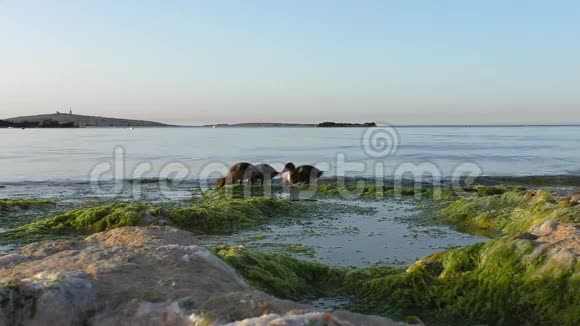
[2,113,580,128]
[201,122,377,128]
[1,113,172,128]
[3,122,580,129]
[196,123,580,128]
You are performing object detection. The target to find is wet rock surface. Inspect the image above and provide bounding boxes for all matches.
[531,220,580,255]
[0,226,406,326]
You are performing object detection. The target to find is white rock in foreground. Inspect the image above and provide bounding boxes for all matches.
[0,226,409,326]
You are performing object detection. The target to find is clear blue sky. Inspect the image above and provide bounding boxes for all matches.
[1,1,579,125]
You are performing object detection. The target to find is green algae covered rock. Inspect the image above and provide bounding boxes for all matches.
[460,185,527,197]
[170,196,298,235]
[0,203,162,245]
[210,218,578,325]
[439,189,579,235]
[316,184,459,201]
[213,244,346,300]
[1,196,301,246]
[343,226,579,325]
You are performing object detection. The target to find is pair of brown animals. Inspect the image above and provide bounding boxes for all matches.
[215,162,324,188]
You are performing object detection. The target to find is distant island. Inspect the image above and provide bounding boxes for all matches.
[203,122,377,128]
[1,115,379,129]
[1,112,171,128]
[316,122,377,128]
[203,122,315,128]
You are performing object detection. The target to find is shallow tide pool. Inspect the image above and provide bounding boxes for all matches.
[201,198,488,268]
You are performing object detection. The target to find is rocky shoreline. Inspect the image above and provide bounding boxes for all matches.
[0,185,578,325]
[0,119,79,128]
[0,227,405,326]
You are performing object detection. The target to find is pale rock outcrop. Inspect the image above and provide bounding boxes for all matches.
[0,226,408,326]
[530,220,579,277]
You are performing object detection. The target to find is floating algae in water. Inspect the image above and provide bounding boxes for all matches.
[0,198,69,234]
[0,198,55,211]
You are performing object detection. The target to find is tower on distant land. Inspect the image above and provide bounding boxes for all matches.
[69,110,72,115]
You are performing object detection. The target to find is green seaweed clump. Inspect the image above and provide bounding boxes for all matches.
[0,198,55,211]
[461,185,526,197]
[213,245,345,300]
[202,185,286,199]
[1,196,302,245]
[170,196,298,234]
[283,243,316,256]
[0,203,160,245]
[214,236,579,325]
[343,236,579,325]
[439,189,579,235]
[0,198,59,230]
[316,184,458,201]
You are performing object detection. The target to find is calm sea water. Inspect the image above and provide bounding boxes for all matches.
[1,126,579,185]
[4,126,571,263]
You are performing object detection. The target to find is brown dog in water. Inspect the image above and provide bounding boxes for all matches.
[280,162,323,185]
[216,162,262,188]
